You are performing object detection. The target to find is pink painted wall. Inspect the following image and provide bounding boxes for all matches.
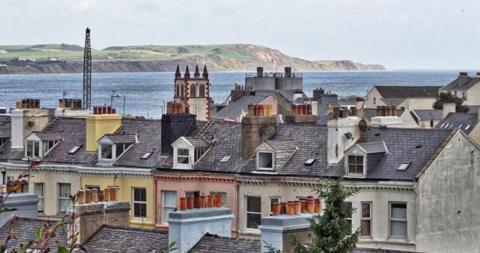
[154,173,238,236]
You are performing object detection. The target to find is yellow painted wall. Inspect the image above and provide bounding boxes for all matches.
[85,114,122,151]
[81,175,155,228]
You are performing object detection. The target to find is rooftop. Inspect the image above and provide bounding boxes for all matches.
[374,85,441,98]
[441,75,480,91]
[436,112,478,134]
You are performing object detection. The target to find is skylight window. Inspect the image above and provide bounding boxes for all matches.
[68,145,83,155]
[141,152,152,159]
[304,158,316,166]
[220,156,231,163]
[397,162,411,171]
[465,125,471,130]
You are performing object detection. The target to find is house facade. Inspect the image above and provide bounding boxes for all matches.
[440,72,480,106]
[365,85,440,110]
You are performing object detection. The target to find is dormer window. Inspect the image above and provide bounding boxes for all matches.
[98,134,136,162]
[257,152,274,170]
[172,137,209,169]
[25,132,61,159]
[348,155,364,174]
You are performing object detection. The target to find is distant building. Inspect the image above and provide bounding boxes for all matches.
[365,85,441,110]
[440,72,480,106]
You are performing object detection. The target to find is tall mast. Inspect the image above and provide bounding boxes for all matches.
[83,27,92,110]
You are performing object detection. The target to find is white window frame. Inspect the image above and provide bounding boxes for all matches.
[162,191,177,224]
[360,201,372,237]
[99,144,114,161]
[177,148,190,165]
[34,183,44,212]
[132,187,147,218]
[257,151,274,170]
[389,202,408,239]
[246,196,262,229]
[57,183,71,214]
[348,155,364,175]
[25,140,41,158]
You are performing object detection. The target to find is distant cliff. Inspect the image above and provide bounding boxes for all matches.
[0,44,385,74]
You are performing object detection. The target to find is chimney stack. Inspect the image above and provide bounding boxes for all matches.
[85,105,122,151]
[69,201,130,245]
[241,105,276,159]
[284,67,292,78]
[161,113,196,155]
[459,72,469,78]
[443,103,456,119]
[11,99,50,149]
[168,207,233,253]
[257,67,264,78]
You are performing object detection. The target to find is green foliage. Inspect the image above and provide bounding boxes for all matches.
[433,92,469,112]
[263,241,282,253]
[290,179,359,253]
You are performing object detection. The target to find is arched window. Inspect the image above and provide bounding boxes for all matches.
[190,84,196,98]
[175,84,180,97]
[199,84,205,98]
[180,84,184,98]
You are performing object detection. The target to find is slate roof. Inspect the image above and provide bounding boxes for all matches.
[213,95,268,121]
[40,117,96,165]
[32,131,63,141]
[192,122,249,173]
[0,217,67,252]
[184,137,208,147]
[103,133,137,144]
[112,119,167,168]
[357,142,388,154]
[188,234,410,253]
[411,109,443,121]
[436,112,478,134]
[441,76,480,91]
[374,85,441,98]
[346,127,454,180]
[82,225,169,253]
[189,233,261,253]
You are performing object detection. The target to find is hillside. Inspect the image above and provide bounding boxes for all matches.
[0,44,385,74]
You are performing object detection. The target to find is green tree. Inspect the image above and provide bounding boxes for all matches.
[290,179,359,253]
[433,92,469,112]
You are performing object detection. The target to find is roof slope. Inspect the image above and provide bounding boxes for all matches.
[0,115,10,138]
[213,95,268,121]
[82,225,168,253]
[113,119,166,168]
[0,217,67,252]
[442,76,480,91]
[411,109,443,121]
[374,85,441,98]
[436,112,478,134]
[41,117,96,165]
[352,127,453,180]
[189,234,261,253]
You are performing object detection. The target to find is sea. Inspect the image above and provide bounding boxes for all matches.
[0,70,463,118]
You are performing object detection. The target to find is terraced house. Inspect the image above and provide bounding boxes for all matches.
[155,97,480,252]
[0,101,163,228]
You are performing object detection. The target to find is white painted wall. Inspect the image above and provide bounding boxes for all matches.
[327,116,361,164]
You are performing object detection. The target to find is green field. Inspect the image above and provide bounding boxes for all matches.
[0,43,258,62]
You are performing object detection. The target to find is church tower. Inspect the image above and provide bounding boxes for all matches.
[169,64,212,121]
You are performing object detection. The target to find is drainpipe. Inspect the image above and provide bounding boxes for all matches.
[154,176,158,227]
[236,181,240,238]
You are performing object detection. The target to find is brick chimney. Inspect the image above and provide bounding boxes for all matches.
[168,207,233,253]
[257,67,264,78]
[11,99,50,149]
[161,113,196,155]
[85,105,122,152]
[443,103,456,119]
[69,201,130,244]
[241,104,276,159]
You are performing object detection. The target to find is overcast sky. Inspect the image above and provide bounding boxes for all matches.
[1,0,479,69]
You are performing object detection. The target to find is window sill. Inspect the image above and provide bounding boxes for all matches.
[242,228,261,235]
